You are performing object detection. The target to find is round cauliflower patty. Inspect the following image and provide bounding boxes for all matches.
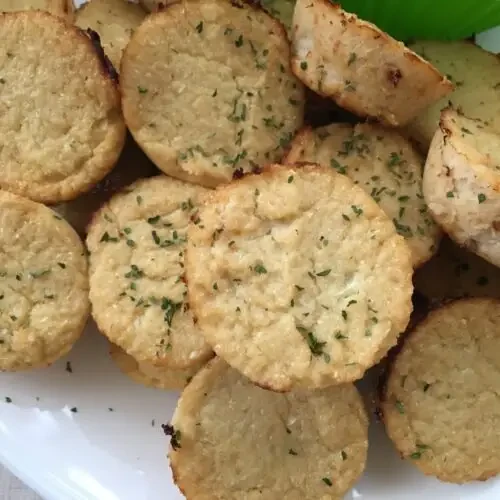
[285,122,440,268]
[382,298,500,483]
[186,164,413,390]
[0,190,89,371]
[0,10,125,203]
[87,175,213,371]
[121,0,304,187]
[169,358,369,499]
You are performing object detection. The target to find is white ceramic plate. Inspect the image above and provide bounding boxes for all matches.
[2,7,500,499]
[1,321,500,500]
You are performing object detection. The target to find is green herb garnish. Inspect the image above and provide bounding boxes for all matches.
[254,263,267,274]
[316,269,331,277]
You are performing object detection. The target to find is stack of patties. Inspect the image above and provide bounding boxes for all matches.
[86,176,214,389]
[164,162,414,498]
[0,6,126,371]
[159,0,500,495]
[2,0,500,496]
[107,0,444,497]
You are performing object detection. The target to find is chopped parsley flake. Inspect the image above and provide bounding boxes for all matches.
[223,150,247,167]
[395,400,405,414]
[137,86,148,94]
[236,129,244,146]
[387,152,403,167]
[297,327,327,356]
[393,219,413,237]
[162,424,182,450]
[279,132,293,149]
[288,175,294,183]
[254,263,267,274]
[348,52,357,66]
[161,297,182,327]
[5,397,12,403]
[147,215,160,224]
[100,232,118,243]
[181,198,194,211]
[300,61,308,70]
[125,265,144,279]
[446,191,454,198]
[410,444,430,459]
[478,193,487,204]
[152,230,161,245]
[330,158,347,174]
[195,21,203,33]
[30,269,51,279]
[351,205,363,217]
[289,448,298,456]
[316,269,331,277]
[322,477,333,486]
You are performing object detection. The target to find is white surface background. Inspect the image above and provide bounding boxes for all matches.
[0,467,40,500]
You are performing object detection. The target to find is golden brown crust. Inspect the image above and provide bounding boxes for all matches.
[186,163,413,390]
[120,0,304,187]
[87,175,213,370]
[110,343,209,390]
[75,0,146,71]
[406,40,500,152]
[0,190,90,371]
[51,134,158,236]
[169,358,369,499]
[0,0,74,19]
[291,0,452,126]
[423,108,500,268]
[284,122,440,268]
[381,298,500,483]
[0,11,125,203]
